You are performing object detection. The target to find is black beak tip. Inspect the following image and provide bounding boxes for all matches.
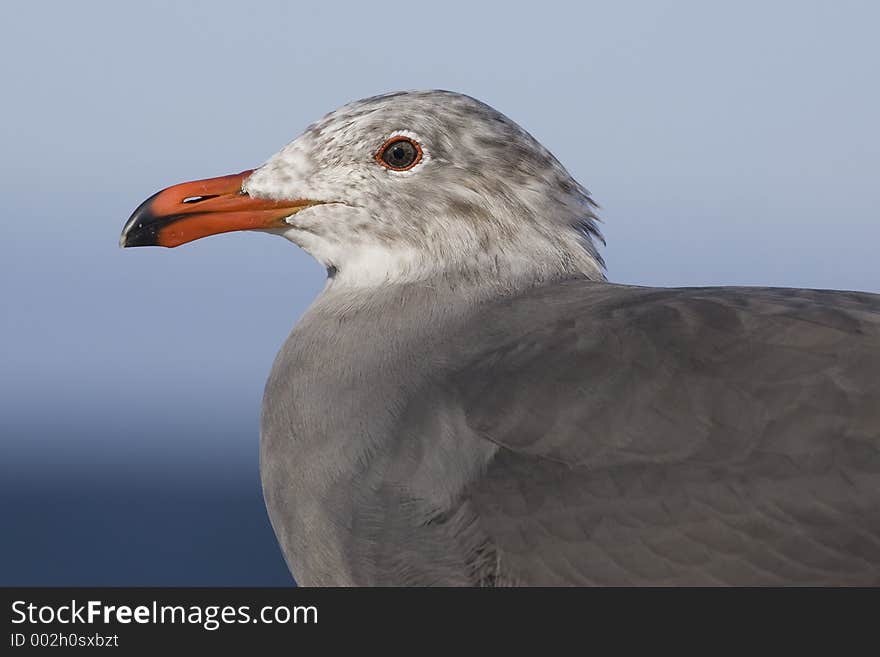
[119,191,163,248]
[119,226,161,248]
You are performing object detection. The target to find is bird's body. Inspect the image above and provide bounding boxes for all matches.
[121,90,880,585]
[262,278,880,585]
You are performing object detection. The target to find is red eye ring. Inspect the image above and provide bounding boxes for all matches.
[375,136,423,171]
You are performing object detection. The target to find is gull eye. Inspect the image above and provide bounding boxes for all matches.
[376,136,422,171]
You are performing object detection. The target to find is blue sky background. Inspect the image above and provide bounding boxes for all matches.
[1,0,878,584]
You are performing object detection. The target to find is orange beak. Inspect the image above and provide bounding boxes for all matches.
[120,170,320,248]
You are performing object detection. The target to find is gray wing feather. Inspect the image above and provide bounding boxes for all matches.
[427,282,880,584]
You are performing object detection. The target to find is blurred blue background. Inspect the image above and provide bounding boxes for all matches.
[1,0,878,585]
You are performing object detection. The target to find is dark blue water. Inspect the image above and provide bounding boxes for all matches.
[0,473,293,586]
[0,400,294,586]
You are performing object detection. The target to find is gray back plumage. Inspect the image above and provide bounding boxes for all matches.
[262,280,880,585]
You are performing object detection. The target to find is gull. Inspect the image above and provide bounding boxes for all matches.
[121,90,880,586]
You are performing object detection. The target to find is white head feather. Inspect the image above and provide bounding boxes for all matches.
[243,90,605,290]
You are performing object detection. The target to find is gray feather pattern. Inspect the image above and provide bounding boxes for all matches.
[262,280,880,585]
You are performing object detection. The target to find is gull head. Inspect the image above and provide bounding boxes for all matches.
[120,90,604,288]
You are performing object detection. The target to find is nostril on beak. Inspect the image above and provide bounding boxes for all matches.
[182,194,219,204]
